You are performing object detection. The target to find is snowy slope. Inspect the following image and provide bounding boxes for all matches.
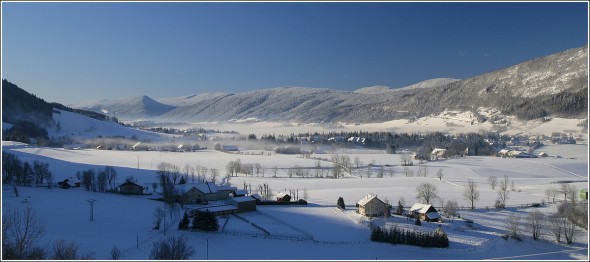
[156,92,229,107]
[354,78,460,94]
[71,45,587,123]
[48,108,171,141]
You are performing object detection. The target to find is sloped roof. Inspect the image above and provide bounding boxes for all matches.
[176,182,219,194]
[118,181,142,188]
[277,193,290,198]
[234,189,249,195]
[357,194,385,206]
[250,193,262,200]
[409,203,436,214]
[425,212,441,220]
[431,148,446,156]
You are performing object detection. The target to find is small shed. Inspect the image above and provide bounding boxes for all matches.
[118,181,144,195]
[356,194,389,217]
[229,196,257,212]
[409,203,441,222]
[276,193,291,202]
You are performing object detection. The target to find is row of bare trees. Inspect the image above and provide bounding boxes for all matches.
[2,152,53,188]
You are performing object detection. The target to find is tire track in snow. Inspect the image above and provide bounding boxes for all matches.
[520,159,585,178]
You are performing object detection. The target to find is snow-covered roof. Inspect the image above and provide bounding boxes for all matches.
[250,193,261,200]
[409,203,435,214]
[176,182,220,194]
[231,196,256,203]
[234,189,248,195]
[431,148,446,156]
[277,193,290,198]
[357,194,382,206]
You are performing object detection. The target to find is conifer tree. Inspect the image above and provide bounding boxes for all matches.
[337,197,345,210]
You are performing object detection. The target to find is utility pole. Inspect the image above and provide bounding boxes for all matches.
[87,199,96,221]
[206,239,209,260]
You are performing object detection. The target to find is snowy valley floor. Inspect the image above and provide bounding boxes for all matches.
[1,142,588,260]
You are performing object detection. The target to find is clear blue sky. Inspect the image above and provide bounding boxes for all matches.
[1,1,588,104]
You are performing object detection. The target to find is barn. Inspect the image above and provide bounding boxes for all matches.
[229,196,257,212]
[118,181,144,195]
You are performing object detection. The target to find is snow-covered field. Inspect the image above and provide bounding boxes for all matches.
[2,140,588,260]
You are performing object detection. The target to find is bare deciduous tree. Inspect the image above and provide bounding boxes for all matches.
[558,183,573,202]
[111,246,121,260]
[545,187,557,203]
[50,239,94,260]
[506,214,521,240]
[445,200,459,219]
[549,215,564,242]
[463,179,480,210]
[149,236,194,260]
[527,210,544,240]
[562,214,578,244]
[487,176,498,190]
[2,206,45,259]
[436,168,444,180]
[210,168,219,183]
[416,183,439,205]
[497,175,510,207]
[418,165,429,177]
[153,207,166,230]
[399,151,413,166]
[354,156,361,168]
[104,166,117,190]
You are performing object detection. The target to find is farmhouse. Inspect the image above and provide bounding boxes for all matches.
[409,203,441,222]
[430,148,446,160]
[57,178,80,189]
[118,181,144,195]
[177,182,238,204]
[356,194,389,217]
[276,193,291,202]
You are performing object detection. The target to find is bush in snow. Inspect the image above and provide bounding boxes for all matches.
[149,236,194,260]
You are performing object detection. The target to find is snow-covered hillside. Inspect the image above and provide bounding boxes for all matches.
[157,92,229,107]
[48,108,172,141]
[354,78,460,94]
[70,45,587,124]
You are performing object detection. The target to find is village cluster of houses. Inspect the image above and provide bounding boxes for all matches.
[356,194,442,222]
